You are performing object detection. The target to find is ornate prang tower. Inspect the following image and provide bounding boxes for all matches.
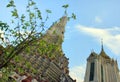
[8,16,76,82]
[84,44,120,82]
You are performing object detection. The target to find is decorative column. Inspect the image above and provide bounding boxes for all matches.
[84,61,90,82]
[94,59,98,82]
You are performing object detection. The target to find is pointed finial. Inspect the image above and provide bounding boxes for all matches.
[91,49,94,53]
[101,38,104,51]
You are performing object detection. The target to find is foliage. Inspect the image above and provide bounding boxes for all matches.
[62,4,69,15]
[0,0,52,69]
[0,0,76,81]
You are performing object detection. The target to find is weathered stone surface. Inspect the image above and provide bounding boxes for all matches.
[9,16,76,82]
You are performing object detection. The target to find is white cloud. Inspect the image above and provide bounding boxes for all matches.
[76,24,120,55]
[69,65,86,82]
[95,16,102,23]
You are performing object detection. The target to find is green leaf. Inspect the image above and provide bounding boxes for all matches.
[62,4,69,8]
[6,4,11,7]
[29,1,36,6]
[37,10,42,19]
[5,27,8,31]
[11,20,14,23]
[0,21,9,29]
[11,9,18,18]
[67,17,70,21]
[72,13,76,20]
[46,9,52,13]
[6,0,15,7]
[21,14,25,19]
[30,12,34,18]
[22,26,27,29]
[25,22,30,26]
[21,14,25,22]
[40,22,44,27]
[31,1,36,6]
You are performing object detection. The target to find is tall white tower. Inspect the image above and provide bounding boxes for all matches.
[84,45,120,82]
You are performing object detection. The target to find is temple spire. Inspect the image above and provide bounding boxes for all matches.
[101,38,104,51]
[99,39,110,59]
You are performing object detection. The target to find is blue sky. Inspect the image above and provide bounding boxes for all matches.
[1,0,120,82]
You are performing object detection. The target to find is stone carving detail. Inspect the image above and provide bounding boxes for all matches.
[9,16,76,82]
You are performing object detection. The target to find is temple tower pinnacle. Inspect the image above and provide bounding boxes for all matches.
[84,43,120,82]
